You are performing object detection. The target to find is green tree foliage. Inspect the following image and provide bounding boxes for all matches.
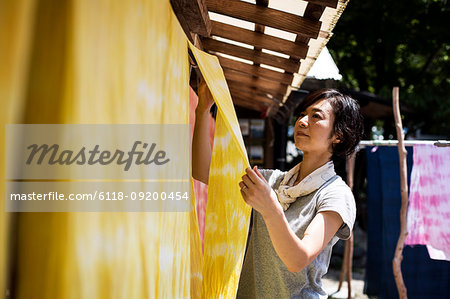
[328,0,450,137]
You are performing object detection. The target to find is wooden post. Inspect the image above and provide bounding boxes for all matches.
[337,152,356,298]
[337,243,348,291]
[392,87,408,299]
[346,153,356,299]
[346,234,354,299]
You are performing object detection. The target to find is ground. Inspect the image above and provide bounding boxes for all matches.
[321,223,376,299]
[322,268,369,299]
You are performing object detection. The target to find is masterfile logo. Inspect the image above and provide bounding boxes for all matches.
[4,124,191,212]
[5,124,189,180]
[25,141,170,171]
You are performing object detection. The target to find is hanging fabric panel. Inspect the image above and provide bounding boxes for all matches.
[0,1,37,295]
[405,144,450,261]
[2,0,253,298]
[6,1,199,298]
[189,42,252,299]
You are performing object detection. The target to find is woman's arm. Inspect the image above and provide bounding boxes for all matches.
[239,167,343,273]
[264,209,343,273]
[192,79,214,184]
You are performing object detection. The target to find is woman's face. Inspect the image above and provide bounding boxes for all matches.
[294,98,338,156]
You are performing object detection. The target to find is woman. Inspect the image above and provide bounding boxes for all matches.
[193,83,364,299]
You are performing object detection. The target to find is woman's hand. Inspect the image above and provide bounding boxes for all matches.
[239,166,283,218]
[197,78,215,113]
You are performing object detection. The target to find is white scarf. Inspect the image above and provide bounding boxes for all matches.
[276,161,336,211]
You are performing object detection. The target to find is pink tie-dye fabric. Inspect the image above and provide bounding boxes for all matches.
[405,144,450,261]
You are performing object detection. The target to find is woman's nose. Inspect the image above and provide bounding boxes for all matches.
[297,115,308,128]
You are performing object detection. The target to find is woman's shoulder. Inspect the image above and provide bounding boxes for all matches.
[322,175,353,194]
[314,175,356,214]
[315,175,356,239]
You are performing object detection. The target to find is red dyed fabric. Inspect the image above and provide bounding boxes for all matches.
[189,87,215,252]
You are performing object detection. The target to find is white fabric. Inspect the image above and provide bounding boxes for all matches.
[276,161,336,211]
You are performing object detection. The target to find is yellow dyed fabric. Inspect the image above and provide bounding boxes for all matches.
[2,0,199,298]
[189,43,252,298]
[2,0,251,298]
[1,1,37,296]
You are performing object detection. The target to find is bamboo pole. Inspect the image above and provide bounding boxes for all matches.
[392,87,408,299]
[359,140,450,147]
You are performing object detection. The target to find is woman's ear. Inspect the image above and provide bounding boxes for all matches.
[332,132,341,144]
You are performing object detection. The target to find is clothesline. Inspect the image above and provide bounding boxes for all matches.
[359,140,450,148]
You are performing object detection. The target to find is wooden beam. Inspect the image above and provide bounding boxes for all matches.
[211,21,308,59]
[217,56,293,85]
[291,1,325,78]
[304,3,326,23]
[254,0,268,69]
[255,0,269,6]
[170,0,211,38]
[305,0,339,9]
[295,3,325,45]
[192,34,203,50]
[205,0,321,38]
[202,38,300,73]
[223,68,287,95]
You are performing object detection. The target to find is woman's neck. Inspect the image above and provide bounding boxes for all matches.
[296,151,332,184]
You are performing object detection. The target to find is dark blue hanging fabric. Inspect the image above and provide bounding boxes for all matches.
[364,146,450,299]
[364,146,383,295]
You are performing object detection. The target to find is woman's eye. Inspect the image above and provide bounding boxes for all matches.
[312,114,320,119]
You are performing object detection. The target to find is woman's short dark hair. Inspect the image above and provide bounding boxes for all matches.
[297,88,364,159]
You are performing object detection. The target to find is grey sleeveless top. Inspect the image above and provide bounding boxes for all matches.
[236,169,356,299]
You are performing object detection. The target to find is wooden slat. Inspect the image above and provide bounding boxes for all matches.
[233,96,268,112]
[227,81,285,101]
[235,98,270,112]
[224,69,287,95]
[229,87,274,105]
[305,0,339,9]
[170,0,211,37]
[228,81,276,97]
[217,56,293,85]
[202,38,300,73]
[205,0,321,38]
[227,78,285,99]
[229,85,266,99]
[211,21,307,59]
